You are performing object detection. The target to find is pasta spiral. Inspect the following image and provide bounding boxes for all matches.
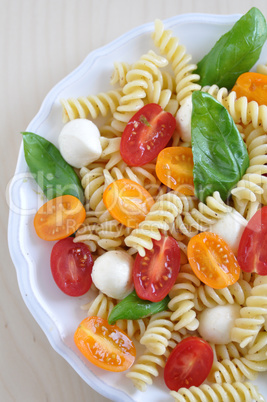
[194,277,252,312]
[175,191,231,238]
[223,92,267,131]
[209,332,267,384]
[211,342,246,362]
[168,264,200,332]
[152,19,201,105]
[231,276,267,348]
[209,357,258,384]
[110,61,131,87]
[170,381,264,402]
[99,136,122,169]
[116,317,149,341]
[60,89,122,122]
[111,50,168,132]
[75,218,131,252]
[124,192,184,256]
[126,350,166,392]
[231,125,267,215]
[82,291,116,320]
[202,85,267,131]
[126,330,183,392]
[139,311,174,355]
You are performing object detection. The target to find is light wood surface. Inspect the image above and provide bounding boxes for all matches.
[3,1,267,401]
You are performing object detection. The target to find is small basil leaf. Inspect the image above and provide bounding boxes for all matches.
[108,290,170,325]
[22,132,84,203]
[191,91,249,202]
[196,7,267,89]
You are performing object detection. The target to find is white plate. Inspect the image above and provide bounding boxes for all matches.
[8,12,267,402]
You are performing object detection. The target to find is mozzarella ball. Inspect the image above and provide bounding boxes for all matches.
[91,250,134,300]
[198,303,241,344]
[58,119,102,168]
[208,209,248,255]
[175,95,192,143]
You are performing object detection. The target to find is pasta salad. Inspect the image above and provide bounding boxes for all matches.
[22,7,267,402]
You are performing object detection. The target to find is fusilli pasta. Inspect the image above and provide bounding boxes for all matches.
[170,381,264,402]
[152,19,201,104]
[60,89,122,122]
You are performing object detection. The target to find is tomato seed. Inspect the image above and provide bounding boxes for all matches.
[163,275,169,281]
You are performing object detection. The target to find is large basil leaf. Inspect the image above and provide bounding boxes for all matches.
[196,7,267,89]
[108,290,170,325]
[191,91,249,202]
[22,132,84,203]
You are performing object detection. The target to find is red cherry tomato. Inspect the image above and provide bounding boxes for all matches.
[133,235,180,302]
[164,336,213,391]
[74,316,136,372]
[50,237,94,296]
[120,103,176,166]
[237,206,267,275]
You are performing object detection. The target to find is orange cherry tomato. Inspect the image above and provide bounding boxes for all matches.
[74,316,136,372]
[232,72,267,105]
[156,147,194,195]
[103,178,154,228]
[188,232,240,289]
[34,195,86,241]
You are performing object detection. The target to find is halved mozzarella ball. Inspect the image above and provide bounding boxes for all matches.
[198,303,241,344]
[175,95,192,143]
[91,250,134,300]
[58,119,102,168]
[208,209,248,255]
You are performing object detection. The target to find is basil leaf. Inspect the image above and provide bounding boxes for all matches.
[196,7,267,89]
[22,132,84,203]
[191,91,249,202]
[108,290,170,325]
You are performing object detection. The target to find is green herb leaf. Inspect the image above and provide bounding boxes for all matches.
[196,7,267,89]
[139,115,151,127]
[22,132,84,203]
[191,91,249,202]
[108,290,170,325]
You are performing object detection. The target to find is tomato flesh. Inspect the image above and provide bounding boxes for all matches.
[120,103,176,166]
[164,336,213,391]
[156,146,194,195]
[237,206,267,275]
[34,195,86,241]
[50,237,94,296]
[74,316,136,372]
[232,72,267,105]
[188,232,240,289]
[103,178,154,228]
[133,235,180,302]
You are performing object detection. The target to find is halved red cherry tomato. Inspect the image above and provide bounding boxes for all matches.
[237,206,267,275]
[34,195,86,241]
[103,178,154,228]
[120,103,176,166]
[232,72,267,105]
[133,235,180,302]
[164,336,213,391]
[188,232,240,289]
[74,316,136,372]
[156,146,194,195]
[50,237,93,296]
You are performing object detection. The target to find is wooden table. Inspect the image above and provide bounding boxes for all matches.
[3,0,267,401]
